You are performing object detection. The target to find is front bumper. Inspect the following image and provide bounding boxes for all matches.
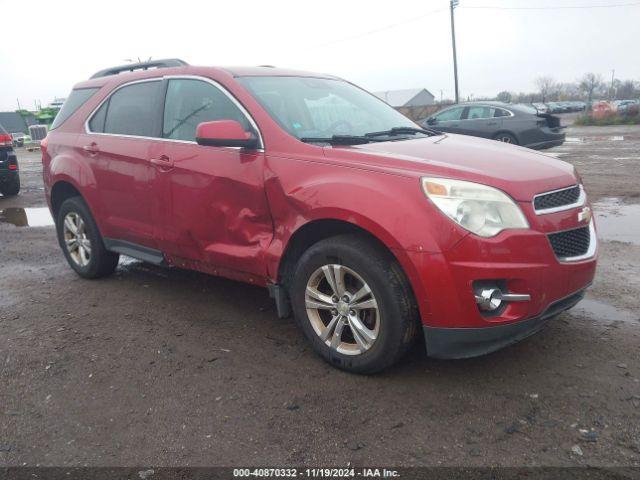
[401,200,597,358]
[423,287,586,359]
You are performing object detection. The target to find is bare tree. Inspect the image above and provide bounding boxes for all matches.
[579,73,603,107]
[496,91,512,103]
[617,80,639,100]
[535,76,556,103]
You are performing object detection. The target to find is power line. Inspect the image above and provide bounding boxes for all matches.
[309,1,639,50]
[310,7,448,49]
[461,1,640,10]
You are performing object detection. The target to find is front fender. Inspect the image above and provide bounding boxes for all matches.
[263,155,468,314]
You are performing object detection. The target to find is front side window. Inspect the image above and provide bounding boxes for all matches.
[163,79,251,142]
[238,76,419,139]
[51,87,100,130]
[435,107,464,122]
[102,81,162,137]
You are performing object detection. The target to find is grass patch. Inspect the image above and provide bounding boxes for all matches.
[575,113,640,126]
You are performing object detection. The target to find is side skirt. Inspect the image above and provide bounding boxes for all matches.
[103,238,166,266]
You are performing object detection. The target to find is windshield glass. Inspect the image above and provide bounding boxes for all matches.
[237,76,420,140]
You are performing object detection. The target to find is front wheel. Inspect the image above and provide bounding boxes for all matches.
[56,196,119,279]
[290,235,419,374]
[0,175,20,196]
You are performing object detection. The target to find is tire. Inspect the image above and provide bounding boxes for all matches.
[0,175,20,196]
[56,196,119,279]
[289,234,419,374]
[493,132,518,145]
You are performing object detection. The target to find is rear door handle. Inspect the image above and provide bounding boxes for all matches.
[82,142,99,156]
[150,155,174,170]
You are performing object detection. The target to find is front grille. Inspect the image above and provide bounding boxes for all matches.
[548,226,591,259]
[534,185,581,212]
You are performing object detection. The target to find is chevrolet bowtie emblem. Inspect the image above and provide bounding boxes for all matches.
[578,206,592,223]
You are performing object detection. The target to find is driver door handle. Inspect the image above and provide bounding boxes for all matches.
[150,155,174,170]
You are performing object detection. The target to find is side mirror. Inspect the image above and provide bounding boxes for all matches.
[426,117,436,125]
[196,120,259,149]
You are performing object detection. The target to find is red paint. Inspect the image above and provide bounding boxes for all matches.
[43,65,597,331]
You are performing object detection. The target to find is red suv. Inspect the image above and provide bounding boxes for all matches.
[43,59,597,373]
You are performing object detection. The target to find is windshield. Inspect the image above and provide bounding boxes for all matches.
[237,76,421,140]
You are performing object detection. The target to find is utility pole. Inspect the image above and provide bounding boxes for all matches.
[450,0,460,104]
[609,69,615,101]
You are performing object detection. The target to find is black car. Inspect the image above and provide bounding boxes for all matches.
[422,102,565,150]
[0,127,20,196]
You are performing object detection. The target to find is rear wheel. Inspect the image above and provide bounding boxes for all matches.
[493,132,518,145]
[290,234,419,374]
[0,175,20,196]
[56,197,119,279]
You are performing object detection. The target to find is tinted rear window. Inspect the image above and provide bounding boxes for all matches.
[50,87,100,130]
[103,81,162,137]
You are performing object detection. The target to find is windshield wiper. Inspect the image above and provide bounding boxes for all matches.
[365,126,440,138]
[299,135,374,145]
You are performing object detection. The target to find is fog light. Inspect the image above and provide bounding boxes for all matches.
[474,286,531,312]
[476,288,503,311]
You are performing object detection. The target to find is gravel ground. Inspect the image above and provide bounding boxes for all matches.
[1,122,639,468]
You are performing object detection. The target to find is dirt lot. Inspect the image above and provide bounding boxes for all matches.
[1,121,639,468]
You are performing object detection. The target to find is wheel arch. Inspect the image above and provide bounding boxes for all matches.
[274,217,424,322]
[492,130,520,145]
[50,180,83,218]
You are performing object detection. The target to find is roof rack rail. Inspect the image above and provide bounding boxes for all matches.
[90,58,189,79]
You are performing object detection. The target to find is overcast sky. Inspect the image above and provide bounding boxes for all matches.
[1,0,639,110]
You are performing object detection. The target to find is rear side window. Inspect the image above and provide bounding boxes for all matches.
[50,87,100,130]
[89,102,108,133]
[465,106,494,120]
[102,81,162,137]
[162,79,250,141]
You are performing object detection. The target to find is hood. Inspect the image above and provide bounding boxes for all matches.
[324,133,577,201]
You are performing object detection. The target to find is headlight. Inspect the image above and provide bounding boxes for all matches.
[421,177,529,237]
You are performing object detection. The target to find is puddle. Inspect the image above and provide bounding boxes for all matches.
[572,298,638,324]
[0,207,54,227]
[593,198,640,245]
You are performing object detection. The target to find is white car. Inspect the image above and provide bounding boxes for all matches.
[532,103,549,114]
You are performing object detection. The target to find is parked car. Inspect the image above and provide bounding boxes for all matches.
[572,101,587,111]
[11,132,26,147]
[43,59,597,373]
[592,101,614,119]
[422,101,564,149]
[0,127,20,196]
[531,102,549,114]
[617,99,638,114]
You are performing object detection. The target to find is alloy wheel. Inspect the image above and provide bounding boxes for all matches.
[305,264,380,355]
[63,212,91,267]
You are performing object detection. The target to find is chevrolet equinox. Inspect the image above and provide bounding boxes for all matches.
[43,59,598,373]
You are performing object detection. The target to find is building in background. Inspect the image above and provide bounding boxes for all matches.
[373,88,435,108]
[0,112,38,134]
